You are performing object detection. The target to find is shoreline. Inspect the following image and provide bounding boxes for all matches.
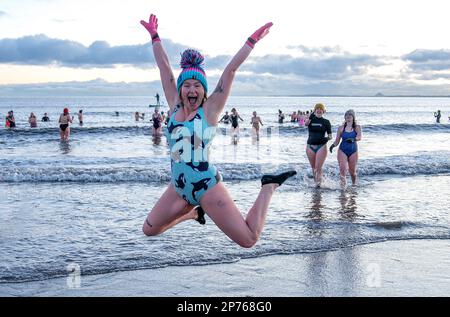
[1,239,449,297]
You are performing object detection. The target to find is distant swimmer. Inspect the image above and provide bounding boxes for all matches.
[219,111,231,124]
[305,103,332,187]
[59,108,73,141]
[298,111,305,126]
[6,111,16,128]
[115,111,120,116]
[28,112,37,128]
[78,110,84,126]
[290,111,297,123]
[42,113,50,122]
[151,108,163,136]
[5,113,10,128]
[230,107,244,144]
[251,111,263,141]
[155,92,160,105]
[140,13,296,248]
[434,110,441,123]
[278,109,285,123]
[135,111,141,121]
[329,109,362,187]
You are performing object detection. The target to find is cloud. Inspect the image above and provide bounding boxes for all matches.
[2,35,450,96]
[286,45,344,55]
[0,34,188,68]
[242,53,385,80]
[403,49,450,71]
[0,10,8,18]
[0,78,163,97]
[0,34,386,81]
[51,18,78,23]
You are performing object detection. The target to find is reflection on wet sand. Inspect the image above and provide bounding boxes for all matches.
[303,188,362,295]
[338,188,358,221]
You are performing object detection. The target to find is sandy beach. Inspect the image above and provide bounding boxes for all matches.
[1,239,448,297]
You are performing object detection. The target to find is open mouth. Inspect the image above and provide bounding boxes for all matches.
[187,96,198,106]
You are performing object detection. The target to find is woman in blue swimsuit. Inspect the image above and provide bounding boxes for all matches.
[330,109,362,186]
[140,14,296,248]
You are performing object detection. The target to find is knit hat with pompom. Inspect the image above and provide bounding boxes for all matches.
[177,49,208,93]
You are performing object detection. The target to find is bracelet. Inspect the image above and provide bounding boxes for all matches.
[151,33,161,44]
[245,37,256,48]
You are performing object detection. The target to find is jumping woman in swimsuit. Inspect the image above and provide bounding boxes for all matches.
[305,103,332,187]
[140,13,296,248]
[330,109,362,186]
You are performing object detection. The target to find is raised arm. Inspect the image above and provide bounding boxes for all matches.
[205,22,273,123]
[141,14,179,112]
[305,113,314,126]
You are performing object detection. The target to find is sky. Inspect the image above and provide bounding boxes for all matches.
[1,0,450,96]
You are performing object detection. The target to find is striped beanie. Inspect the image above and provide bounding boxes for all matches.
[177,49,208,93]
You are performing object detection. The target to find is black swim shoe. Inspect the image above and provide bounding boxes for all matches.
[195,206,206,225]
[261,170,297,187]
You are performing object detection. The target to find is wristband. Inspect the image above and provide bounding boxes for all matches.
[151,33,161,44]
[246,37,256,49]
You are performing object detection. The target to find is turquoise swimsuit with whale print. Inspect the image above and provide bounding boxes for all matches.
[165,105,221,205]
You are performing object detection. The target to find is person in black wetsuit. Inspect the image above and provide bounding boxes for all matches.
[278,109,285,124]
[434,110,441,123]
[305,103,332,187]
[42,113,50,122]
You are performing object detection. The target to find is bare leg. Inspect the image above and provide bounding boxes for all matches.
[64,127,71,141]
[337,149,348,187]
[314,145,328,186]
[231,127,239,145]
[200,182,277,248]
[306,147,316,180]
[59,129,64,141]
[142,184,196,236]
[348,152,359,185]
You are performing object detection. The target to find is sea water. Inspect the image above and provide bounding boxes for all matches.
[0,96,449,283]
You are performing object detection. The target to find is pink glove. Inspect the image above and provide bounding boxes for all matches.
[246,22,273,48]
[140,14,160,43]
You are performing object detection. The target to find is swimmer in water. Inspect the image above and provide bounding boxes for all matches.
[329,109,362,187]
[251,111,263,141]
[28,112,37,128]
[59,108,73,141]
[151,108,163,136]
[305,103,332,187]
[219,111,231,124]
